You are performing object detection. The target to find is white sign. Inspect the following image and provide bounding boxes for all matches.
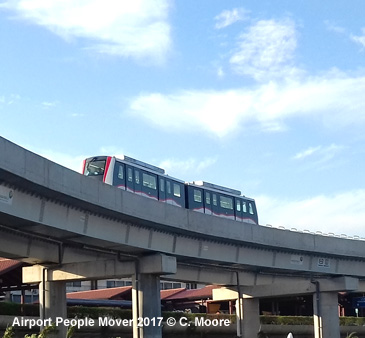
[317,257,330,268]
[0,186,13,205]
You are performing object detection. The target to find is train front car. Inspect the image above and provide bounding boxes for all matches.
[186,181,258,225]
[82,155,185,207]
[82,156,113,183]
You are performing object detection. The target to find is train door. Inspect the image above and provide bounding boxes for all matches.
[211,192,218,216]
[204,191,212,215]
[126,165,134,192]
[113,162,126,189]
[159,177,166,202]
[247,201,258,224]
[134,169,141,195]
[235,198,243,222]
[166,179,173,204]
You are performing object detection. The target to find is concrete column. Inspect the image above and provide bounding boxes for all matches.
[235,298,243,337]
[242,298,260,338]
[313,291,340,338]
[132,273,162,338]
[39,280,67,338]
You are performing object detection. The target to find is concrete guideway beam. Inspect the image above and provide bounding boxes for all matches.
[3,173,365,277]
[0,224,117,264]
[23,254,177,283]
[240,276,359,298]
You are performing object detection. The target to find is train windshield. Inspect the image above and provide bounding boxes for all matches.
[84,158,106,177]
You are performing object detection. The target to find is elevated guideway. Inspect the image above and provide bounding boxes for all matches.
[0,136,365,277]
[0,136,364,338]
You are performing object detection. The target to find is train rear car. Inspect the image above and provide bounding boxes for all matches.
[186,181,258,224]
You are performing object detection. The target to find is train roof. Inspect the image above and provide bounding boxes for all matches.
[189,181,242,196]
[114,155,165,174]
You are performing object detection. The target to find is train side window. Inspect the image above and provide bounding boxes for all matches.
[236,200,241,212]
[117,164,124,179]
[160,178,165,192]
[194,189,202,202]
[248,202,254,214]
[213,194,217,206]
[135,170,140,184]
[220,196,233,210]
[167,181,171,194]
[206,192,211,205]
[143,173,157,189]
[128,168,133,182]
[242,201,247,213]
[173,183,181,197]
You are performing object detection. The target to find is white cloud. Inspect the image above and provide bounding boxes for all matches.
[1,0,171,62]
[293,146,322,160]
[293,144,344,161]
[229,19,299,81]
[0,94,21,105]
[129,72,365,137]
[129,90,255,137]
[257,190,365,237]
[159,157,217,178]
[34,149,85,173]
[351,28,365,48]
[41,101,57,109]
[214,8,249,29]
[324,20,346,34]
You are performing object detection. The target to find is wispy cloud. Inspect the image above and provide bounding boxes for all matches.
[41,101,57,109]
[229,19,300,81]
[0,94,21,106]
[1,0,172,63]
[293,146,322,160]
[257,189,365,237]
[129,72,365,137]
[214,8,249,29]
[292,144,345,171]
[159,157,217,178]
[351,28,365,48]
[293,144,343,160]
[324,20,346,34]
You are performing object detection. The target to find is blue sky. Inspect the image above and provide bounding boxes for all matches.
[1,0,365,237]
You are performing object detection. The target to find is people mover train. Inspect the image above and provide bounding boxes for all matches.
[82,155,258,224]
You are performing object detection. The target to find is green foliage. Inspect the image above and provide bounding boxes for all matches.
[66,325,76,338]
[24,324,57,338]
[260,315,313,325]
[2,326,14,338]
[0,302,39,316]
[340,316,365,326]
[346,333,359,338]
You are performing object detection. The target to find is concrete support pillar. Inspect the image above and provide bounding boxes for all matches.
[39,280,67,338]
[235,298,243,337]
[313,291,340,338]
[242,298,260,338]
[132,273,161,338]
